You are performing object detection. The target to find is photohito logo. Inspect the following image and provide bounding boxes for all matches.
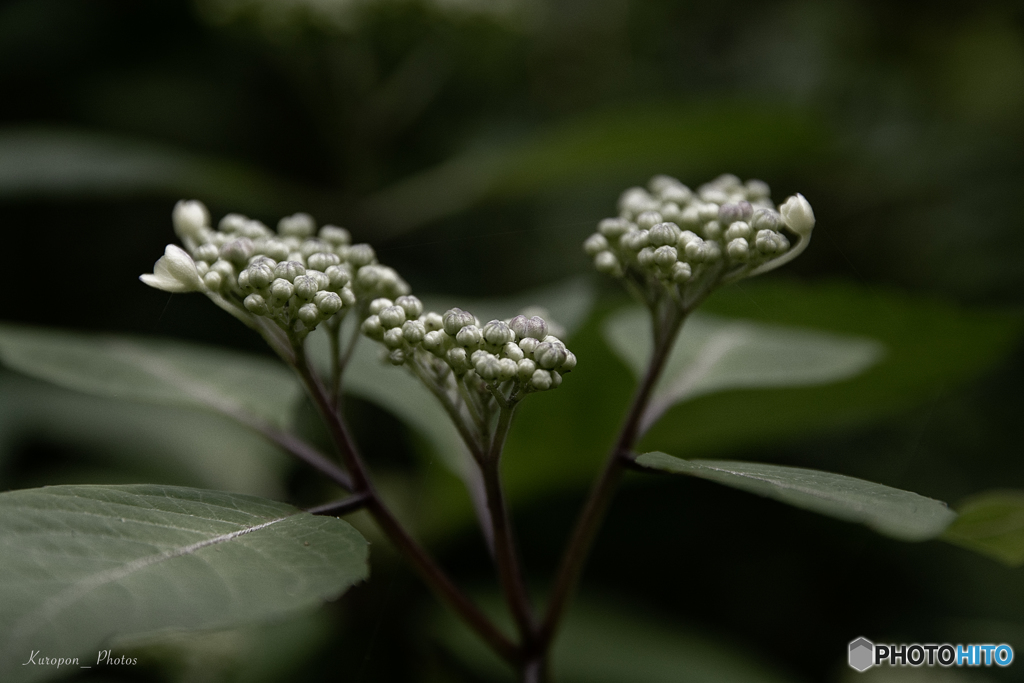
[848,637,1014,671]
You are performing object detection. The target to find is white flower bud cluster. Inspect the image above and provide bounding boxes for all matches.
[585,174,815,301]
[142,200,411,338]
[362,300,576,396]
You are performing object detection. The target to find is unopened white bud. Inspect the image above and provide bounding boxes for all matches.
[598,217,632,238]
[319,225,351,246]
[534,342,566,369]
[702,220,723,240]
[293,274,320,300]
[779,193,815,236]
[530,369,553,391]
[618,187,658,217]
[339,288,356,306]
[745,179,770,199]
[517,358,537,381]
[594,251,622,276]
[298,303,321,326]
[637,247,656,268]
[325,264,351,289]
[620,229,649,252]
[654,245,678,268]
[475,354,501,380]
[244,293,269,316]
[140,244,205,293]
[755,230,784,254]
[379,305,407,329]
[718,201,753,224]
[315,290,344,316]
[551,371,563,388]
[724,221,751,240]
[347,244,376,267]
[750,208,782,232]
[636,211,663,230]
[362,315,384,340]
[247,263,275,289]
[443,308,475,335]
[395,295,423,319]
[269,278,294,303]
[203,270,223,290]
[194,243,220,263]
[422,311,444,332]
[422,330,447,355]
[502,342,525,362]
[671,261,692,283]
[727,238,750,261]
[275,261,305,282]
[262,239,290,261]
[679,205,701,229]
[172,200,209,243]
[401,319,425,343]
[278,213,316,238]
[221,238,255,267]
[519,337,539,354]
[583,233,610,256]
[367,298,392,315]
[648,222,680,247]
[387,348,406,366]
[446,347,470,374]
[307,252,340,271]
[497,358,518,382]
[456,324,483,347]
[561,351,577,373]
[483,320,514,346]
[219,213,248,233]
[383,327,404,349]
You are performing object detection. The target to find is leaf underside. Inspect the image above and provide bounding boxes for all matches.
[942,490,1024,566]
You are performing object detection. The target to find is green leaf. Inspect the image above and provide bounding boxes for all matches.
[0,325,302,430]
[604,307,884,434]
[431,595,798,683]
[0,484,367,683]
[943,491,1024,566]
[636,452,957,541]
[0,127,311,214]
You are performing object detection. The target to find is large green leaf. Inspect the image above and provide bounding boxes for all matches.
[636,452,957,541]
[604,307,884,435]
[432,595,798,683]
[0,127,310,214]
[943,491,1024,566]
[0,484,367,683]
[0,325,302,430]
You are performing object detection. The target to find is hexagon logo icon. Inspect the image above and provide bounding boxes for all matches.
[849,637,874,672]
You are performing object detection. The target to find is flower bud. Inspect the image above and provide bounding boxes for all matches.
[361,315,384,340]
[347,244,376,267]
[724,221,751,240]
[718,201,753,224]
[140,244,205,293]
[383,327,404,349]
[172,200,209,242]
[456,324,483,347]
[220,238,255,267]
[679,205,701,229]
[671,261,692,283]
[422,311,444,332]
[307,252,340,271]
[319,225,351,246]
[702,220,722,240]
[594,251,622,276]
[561,351,577,373]
[598,217,632,239]
[475,354,501,380]
[750,208,782,232]
[648,222,680,247]
[517,358,537,381]
[262,239,290,261]
[745,179,770,199]
[339,288,356,306]
[755,229,785,254]
[497,358,518,382]
[203,270,223,290]
[422,330,447,355]
[244,293,269,316]
[583,233,610,256]
[278,213,316,238]
[388,348,406,366]
[620,229,649,252]
[697,202,721,223]
[636,211,663,230]
[654,245,678,268]
[551,371,563,388]
[395,295,424,319]
[314,290,344,316]
[246,262,275,289]
[779,193,815,236]
[727,238,750,261]
[210,259,235,281]
[219,213,248,233]
[618,187,658,217]
[530,369,553,391]
[274,261,305,282]
[325,264,351,289]
[293,274,320,300]
[637,247,656,268]
[534,342,566,369]
[379,305,407,329]
[443,308,475,335]
[446,347,470,374]
[502,342,525,362]
[483,320,514,346]
[298,303,321,326]
[194,243,220,263]
[367,298,392,315]
[269,278,294,303]
[519,337,539,354]
[401,319,425,344]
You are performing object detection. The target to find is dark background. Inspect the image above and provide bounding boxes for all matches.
[2,0,1024,681]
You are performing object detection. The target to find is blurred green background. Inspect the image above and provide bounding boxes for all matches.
[2,0,1024,681]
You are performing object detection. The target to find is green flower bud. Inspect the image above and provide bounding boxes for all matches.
[446,347,470,375]
[388,348,406,366]
[583,233,610,256]
[241,220,271,239]
[620,230,649,252]
[395,295,424,319]
[203,270,223,290]
[750,208,782,232]
[671,261,692,283]
[679,205,701,229]
[194,243,220,263]
[745,179,771,200]
[697,202,720,223]
[401,319,426,343]
[221,238,255,267]
[347,244,376,267]
[551,371,563,388]
[274,261,305,282]
[594,251,623,276]
[648,222,680,247]
[383,327,404,349]
[637,247,656,268]
[219,213,248,233]
[278,213,316,238]
[619,187,658,217]
[530,368,553,391]
[456,324,483,347]
[362,315,384,340]
[261,239,290,261]
[519,337,539,354]
[724,221,751,240]
[443,308,474,335]
[727,237,750,261]
[422,330,447,355]
[779,193,815,236]
[298,240,330,260]
[339,288,356,306]
[210,259,235,281]
[325,264,352,289]
[140,245,205,293]
[422,311,444,332]
[307,252,341,271]
[755,229,786,254]
[298,303,321,326]
[379,305,407,329]
[269,278,294,304]
[475,353,501,380]
[598,217,632,238]
[368,298,394,315]
[561,351,577,373]
[637,210,664,230]
[517,358,537,381]
[502,342,525,362]
[172,200,210,242]
[246,262,275,289]
[534,342,566,369]
[244,293,269,316]
[658,182,692,205]
[293,274,320,300]
[654,245,678,268]
[483,320,514,346]
[497,358,518,382]
[314,290,344,316]
[319,225,351,246]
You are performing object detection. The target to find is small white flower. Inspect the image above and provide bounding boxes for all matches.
[140,245,204,293]
[779,193,815,236]
[172,200,209,243]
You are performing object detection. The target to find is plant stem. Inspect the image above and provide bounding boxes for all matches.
[536,307,685,655]
[481,405,536,646]
[291,344,520,666]
[307,492,372,516]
